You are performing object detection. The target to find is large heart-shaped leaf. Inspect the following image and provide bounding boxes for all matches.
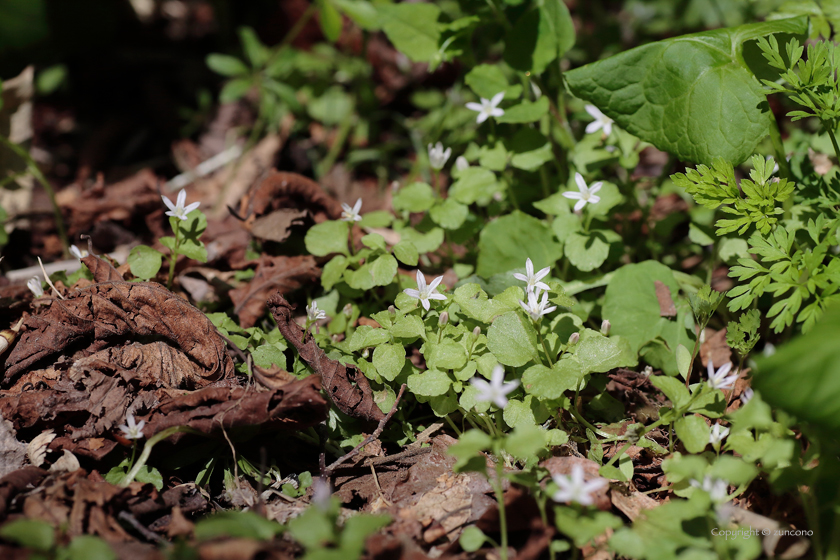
[565,17,807,164]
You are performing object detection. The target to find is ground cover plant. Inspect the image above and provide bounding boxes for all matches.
[0,0,839,558]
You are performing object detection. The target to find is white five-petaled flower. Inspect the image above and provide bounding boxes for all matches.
[428,142,452,170]
[470,364,519,409]
[27,277,44,298]
[513,258,551,295]
[584,104,613,137]
[403,270,447,311]
[709,423,730,448]
[162,189,200,221]
[690,476,729,504]
[466,92,505,124]
[119,412,146,440]
[707,361,738,391]
[69,245,88,259]
[340,198,363,222]
[551,464,608,506]
[563,173,602,212]
[307,301,326,322]
[519,289,556,322]
[740,388,754,405]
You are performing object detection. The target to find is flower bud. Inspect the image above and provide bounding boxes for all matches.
[388,305,396,316]
[361,348,369,358]
[568,332,580,346]
[439,312,449,327]
[343,303,353,317]
[600,319,611,336]
[642,365,653,377]
[455,156,470,171]
[473,326,481,338]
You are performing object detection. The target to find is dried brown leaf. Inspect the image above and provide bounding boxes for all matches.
[654,280,677,317]
[241,171,343,224]
[268,293,385,421]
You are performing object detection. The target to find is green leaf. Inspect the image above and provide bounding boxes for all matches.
[565,17,808,164]
[322,255,349,289]
[497,97,550,124]
[555,509,622,548]
[602,261,680,353]
[754,306,840,432]
[0,519,54,551]
[333,0,379,30]
[389,314,425,339]
[426,341,467,370]
[430,199,468,230]
[361,233,386,252]
[347,254,397,290]
[649,375,691,410]
[464,64,522,100]
[219,77,253,102]
[398,227,444,254]
[453,283,512,323]
[319,0,343,42]
[459,527,487,552]
[574,329,638,374]
[372,343,406,382]
[128,245,163,280]
[63,536,117,560]
[676,344,692,379]
[487,311,540,367]
[305,220,350,256]
[522,358,584,400]
[477,211,562,278]
[407,369,451,396]
[393,240,419,266]
[542,0,575,57]
[238,27,269,67]
[307,87,354,125]
[393,182,436,213]
[377,3,440,62]
[448,429,492,473]
[340,514,392,556]
[564,230,619,272]
[196,511,283,541]
[449,167,499,205]
[251,342,287,370]
[504,7,558,74]
[36,64,67,95]
[206,54,249,76]
[505,423,546,459]
[507,128,554,171]
[674,415,710,453]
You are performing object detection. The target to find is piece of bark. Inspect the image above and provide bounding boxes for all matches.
[230,255,320,328]
[268,293,385,422]
[654,280,677,317]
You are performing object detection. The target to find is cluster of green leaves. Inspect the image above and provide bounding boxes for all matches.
[0,519,117,560]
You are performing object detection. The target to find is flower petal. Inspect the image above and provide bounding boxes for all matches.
[490,91,505,107]
[427,275,444,291]
[465,102,483,112]
[184,201,201,215]
[403,288,421,299]
[176,189,187,208]
[585,121,602,134]
[428,292,447,301]
[489,108,504,117]
[588,194,600,204]
[575,173,588,193]
[162,195,176,212]
[415,270,426,290]
[475,112,489,124]
[574,199,587,212]
[513,272,528,282]
[420,298,431,311]
[562,191,582,200]
[584,104,602,119]
[588,182,603,195]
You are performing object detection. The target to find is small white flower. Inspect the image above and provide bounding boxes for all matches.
[707,361,738,391]
[600,320,611,336]
[762,343,776,357]
[403,270,447,311]
[740,388,754,405]
[307,301,326,322]
[162,189,201,221]
[119,412,146,440]
[455,156,470,171]
[563,173,602,212]
[584,104,613,137]
[513,258,551,295]
[465,92,505,124]
[69,245,88,259]
[551,464,608,506]
[312,478,332,511]
[519,290,556,322]
[27,277,44,298]
[690,476,729,504]
[428,142,452,170]
[340,198,363,222]
[709,423,730,448]
[470,364,519,409]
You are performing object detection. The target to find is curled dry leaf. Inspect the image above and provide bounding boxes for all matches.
[26,430,56,467]
[654,280,677,317]
[3,255,234,388]
[230,255,320,328]
[49,449,80,473]
[240,171,344,225]
[268,293,386,422]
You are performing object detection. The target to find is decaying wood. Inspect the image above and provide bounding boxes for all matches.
[267,292,385,422]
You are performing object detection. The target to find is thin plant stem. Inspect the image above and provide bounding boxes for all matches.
[536,326,555,366]
[823,120,840,164]
[493,458,509,560]
[685,322,705,388]
[121,426,198,486]
[166,223,181,289]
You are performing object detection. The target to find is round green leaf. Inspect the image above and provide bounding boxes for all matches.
[128,245,163,280]
[206,54,249,76]
[407,369,452,397]
[487,311,539,367]
[373,343,406,382]
[305,220,350,256]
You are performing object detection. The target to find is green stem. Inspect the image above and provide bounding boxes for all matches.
[0,136,70,256]
[767,113,791,178]
[121,426,198,486]
[494,458,509,560]
[166,223,181,289]
[685,321,705,388]
[823,120,840,164]
[604,441,632,469]
[536,326,555,366]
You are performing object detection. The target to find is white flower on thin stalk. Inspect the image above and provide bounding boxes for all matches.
[519,289,556,322]
[119,412,145,440]
[563,173,602,212]
[403,270,447,311]
[27,277,44,298]
[307,301,326,322]
[340,198,363,222]
[428,142,452,170]
[513,258,551,295]
[740,388,754,405]
[162,189,200,221]
[707,361,738,391]
[690,476,729,504]
[466,92,505,124]
[470,364,519,409]
[709,423,730,449]
[584,104,614,137]
[69,245,88,259]
[551,464,608,506]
